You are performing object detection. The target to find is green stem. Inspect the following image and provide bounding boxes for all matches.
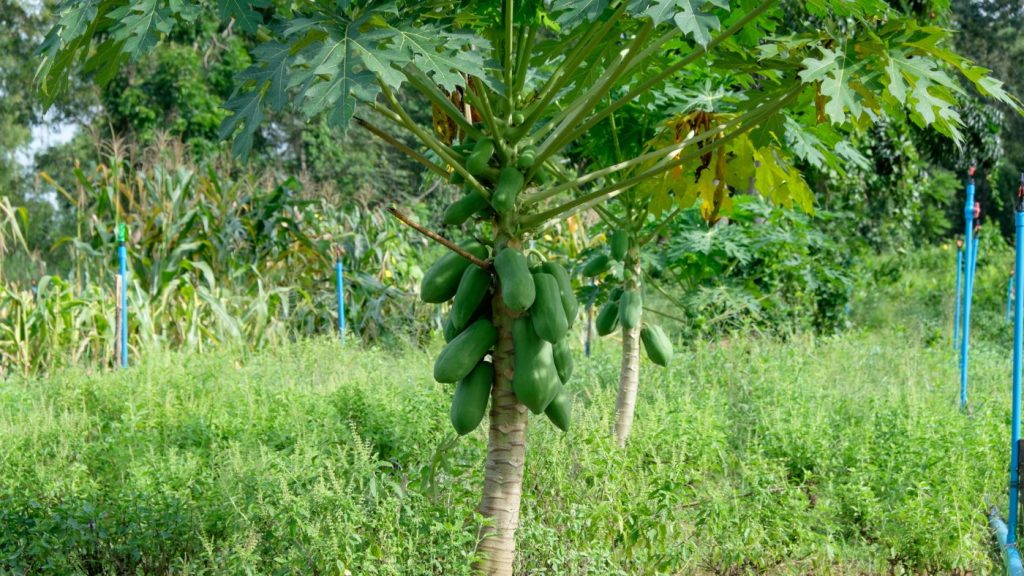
[353,117,447,178]
[529,19,654,180]
[504,0,514,115]
[608,106,625,165]
[593,204,622,228]
[521,92,779,207]
[401,66,484,142]
[638,204,685,247]
[466,85,510,163]
[558,0,777,149]
[522,85,801,226]
[379,83,490,198]
[513,24,535,99]
[509,2,628,143]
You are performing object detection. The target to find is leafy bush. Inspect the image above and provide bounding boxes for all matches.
[0,330,1006,574]
[638,197,854,338]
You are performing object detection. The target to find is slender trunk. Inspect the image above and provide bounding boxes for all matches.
[613,249,642,447]
[475,253,528,575]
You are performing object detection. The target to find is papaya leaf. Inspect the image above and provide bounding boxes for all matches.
[551,0,610,26]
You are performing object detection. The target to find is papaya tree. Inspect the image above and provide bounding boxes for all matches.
[37,0,1016,573]
[575,83,868,446]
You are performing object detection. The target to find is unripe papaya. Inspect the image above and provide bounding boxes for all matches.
[443,190,489,226]
[553,337,573,383]
[581,253,610,278]
[640,323,673,367]
[544,386,572,432]
[451,265,491,330]
[466,138,494,175]
[443,314,459,343]
[610,286,623,302]
[530,273,568,343]
[491,166,524,216]
[513,112,526,125]
[596,301,619,336]
[450,361,493,435]
[533,166,552,185]
[610,230,628,261]
[420,241,489,303]
[494,247,535,312]
[434,318,497,383]
[619,289,642,329]
[517,147,536,170]
[512,317,559,414]
[540,261,578,328]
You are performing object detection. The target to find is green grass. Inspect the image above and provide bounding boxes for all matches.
[0,246,1018,574]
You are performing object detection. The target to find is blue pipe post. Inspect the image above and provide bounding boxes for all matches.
[955,245,963,349]
[993,185,1024,576]
[1008,206,1024,548]
[990,508,1024,576]
[959,167,976,410]
[335,254,346,342]
[118,222,128,368]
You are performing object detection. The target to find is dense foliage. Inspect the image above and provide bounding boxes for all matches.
[0,147,435,376]
[0,307,1009,573]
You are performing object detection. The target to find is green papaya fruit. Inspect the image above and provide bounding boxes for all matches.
[640,323,673,367]
[581,253,611,277]
[596,301,619,336]
[610,286,623,302]
[553,337,573,384]
[450,361,493,435]
[451,265,492,330]
[539,261,578,328]
[443,190,489,226]
[494,247,536,312]
[512,112,526,125]
[443,314,459,343]
[466,138,495,175]
[420,241,489,303]
[517,147,536,170]
[491,166,524,216]
[512,318,559,414]
[610,230,628,261]
[544,387,572,432]
[619,289,642,329]
[533,166,552,185]
[530,273,568,343]
[434,318,497,383]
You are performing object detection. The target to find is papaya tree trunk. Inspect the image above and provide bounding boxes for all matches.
[613,249,642,447]
[475,256,528,575]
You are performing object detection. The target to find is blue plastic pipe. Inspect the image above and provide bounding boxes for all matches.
[1008,209,1024,547]
[990,508,1024,576]
[118,223,128,368]
[336,258,346,342]
[959,171,976,410]
[955,248,963,349]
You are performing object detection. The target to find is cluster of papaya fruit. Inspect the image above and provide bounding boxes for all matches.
[583,230,674,366]
[420,240,576,436]
[443,136,551,226]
